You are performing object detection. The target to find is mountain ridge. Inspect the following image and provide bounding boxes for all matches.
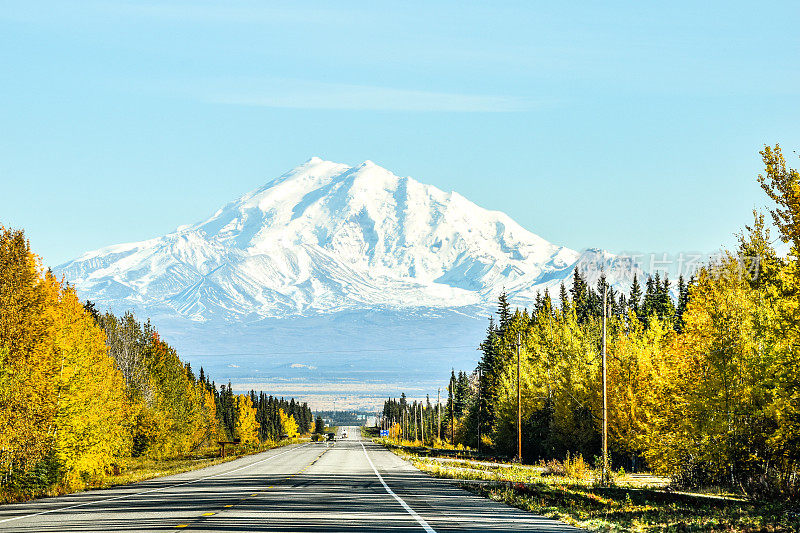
[57,158,640,321]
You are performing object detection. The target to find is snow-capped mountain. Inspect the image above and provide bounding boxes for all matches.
[57,157,639,321]
[57,157,644,407]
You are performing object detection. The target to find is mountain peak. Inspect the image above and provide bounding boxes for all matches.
[56,158,641,321]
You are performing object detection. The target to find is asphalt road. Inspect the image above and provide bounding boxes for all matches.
[0,427,585,532]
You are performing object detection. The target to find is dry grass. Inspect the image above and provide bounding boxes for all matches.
[392,449,794,532]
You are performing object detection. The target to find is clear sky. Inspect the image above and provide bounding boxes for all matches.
[2,1,798,268]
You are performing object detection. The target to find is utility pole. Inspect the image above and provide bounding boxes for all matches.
[419,402,424,445]
[411,404,416,442]
[417,404,421,443]
[516,331,522,463]
[602,281,609,484]
[450,377,455,444]
[477,366,482,454]
[437,388,441,442]
[419,403,422,444]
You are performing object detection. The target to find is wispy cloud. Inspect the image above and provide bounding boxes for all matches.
[163,78,535,113]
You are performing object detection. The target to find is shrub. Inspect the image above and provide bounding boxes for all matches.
[564,452,589,481]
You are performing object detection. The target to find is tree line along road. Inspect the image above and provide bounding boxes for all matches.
[0,427,585,532]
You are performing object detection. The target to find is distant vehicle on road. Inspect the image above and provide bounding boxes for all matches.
[326,432,335,441]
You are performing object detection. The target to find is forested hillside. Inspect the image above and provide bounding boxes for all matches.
[384,145,800,499]
[0,234,311,501]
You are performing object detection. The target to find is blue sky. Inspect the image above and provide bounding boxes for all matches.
[1,1,798,268]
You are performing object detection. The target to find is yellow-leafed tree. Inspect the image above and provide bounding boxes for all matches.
[0,228,59,490]
[1,227,130,494]
[192,387,220,446]
[49,284,129,488]
[137,334,220,458]
[279,408,299,438]
[234,395,259,445]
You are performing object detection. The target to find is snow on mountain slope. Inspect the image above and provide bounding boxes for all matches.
[57,157,640,321]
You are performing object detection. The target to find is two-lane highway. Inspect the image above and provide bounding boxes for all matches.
[0,427,585,532]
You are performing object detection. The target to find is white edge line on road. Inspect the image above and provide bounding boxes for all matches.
[360,441,436,533]
[0,443,311,525]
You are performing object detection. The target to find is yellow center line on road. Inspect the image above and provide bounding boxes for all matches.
[283,448,327,484]
[175,442,331,530]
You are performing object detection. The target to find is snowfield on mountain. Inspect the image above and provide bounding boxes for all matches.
[58,157,640,322]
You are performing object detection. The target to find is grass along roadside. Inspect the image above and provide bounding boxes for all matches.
[389,447,796,532]
[1,438,305,504]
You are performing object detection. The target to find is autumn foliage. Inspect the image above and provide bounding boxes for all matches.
[0,228,314,501]
[388,145,800,500]
[0,229,128,496]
